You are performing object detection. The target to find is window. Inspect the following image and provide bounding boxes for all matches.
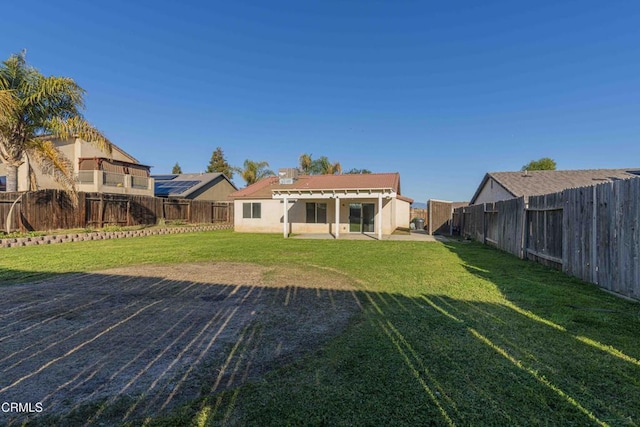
[243,202,261,219]
[0,176,6,192]
[306,202,327,223]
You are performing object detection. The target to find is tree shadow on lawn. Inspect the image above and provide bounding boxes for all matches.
[1,254,640,426]
[0,263,362,426]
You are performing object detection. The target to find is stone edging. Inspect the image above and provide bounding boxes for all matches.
[0,224,233,248]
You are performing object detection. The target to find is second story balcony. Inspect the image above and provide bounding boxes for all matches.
[75,157,154,196]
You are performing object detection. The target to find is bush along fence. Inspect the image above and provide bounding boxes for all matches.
[0,190,233,232]
[452,178,640,300]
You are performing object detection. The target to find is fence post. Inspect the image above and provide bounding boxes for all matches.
[482,203,487,244]
[520,198,527,259]
[592,185,598,284]
[99,193,104,228]
[126,200,131,226]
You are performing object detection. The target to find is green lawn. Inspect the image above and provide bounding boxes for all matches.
[2,230,639,426]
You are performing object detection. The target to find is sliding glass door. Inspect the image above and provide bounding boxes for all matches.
[349,203,375,233]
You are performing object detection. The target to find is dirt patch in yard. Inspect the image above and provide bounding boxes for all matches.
[0,262,363,425]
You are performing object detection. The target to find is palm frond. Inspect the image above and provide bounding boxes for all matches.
[0,89,16,112]
[26,138,75,192]
[44,116,112,155]
[23,75,85,116]
[0,90,18,134]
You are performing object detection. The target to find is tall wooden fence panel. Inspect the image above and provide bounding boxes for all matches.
[461,204,485,242]
[454,179,640,300]
[495,197,526,258]
[0,190,233,232]
[527,192,563,268]
[428,200,454,235]
[593,179,640,298]
[562,186,596,283]
[0,192,27,232]
[85,194,162,227]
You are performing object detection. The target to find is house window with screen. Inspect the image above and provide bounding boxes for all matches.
[0,176,6,192]
[306,202,327,223]
[243,202,261,219]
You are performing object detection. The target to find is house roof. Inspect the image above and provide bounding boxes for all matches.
[230,172,413,202]
[470,168,640,204]
[152,173,236,198]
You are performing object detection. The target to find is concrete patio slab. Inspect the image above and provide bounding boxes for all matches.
[291,231,447,242]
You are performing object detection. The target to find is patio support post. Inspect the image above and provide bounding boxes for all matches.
[335,196,340,239]
[283,196,288,238]
[377,193,383,240]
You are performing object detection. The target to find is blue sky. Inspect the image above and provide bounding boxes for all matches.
[3,0,639,202]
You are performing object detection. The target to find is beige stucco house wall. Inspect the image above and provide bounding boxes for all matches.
[233,197,410,235]
[472,178,514,205]
[0,137,154,196]
[230,172,413,239]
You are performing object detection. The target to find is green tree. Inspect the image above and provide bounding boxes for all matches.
[313,156,342,175]
[0,51,111,194]
[521,157,557,171]
[234,159,274,186]
[206,146,234,179]
[345,168,372,174]
[298,153,342,175]
[171,162,182,174]
[298,153,314,175]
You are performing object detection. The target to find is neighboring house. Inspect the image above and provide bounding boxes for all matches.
[152,173,237,201]
[229,170,413,239]
[0,137,154,196]
[470,168,640,205]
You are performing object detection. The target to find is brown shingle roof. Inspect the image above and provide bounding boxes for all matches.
[230,173,408,200]
[471,168,640,204]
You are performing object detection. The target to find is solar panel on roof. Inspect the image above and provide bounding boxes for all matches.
[152,174,179,181]
[154,180,201,196]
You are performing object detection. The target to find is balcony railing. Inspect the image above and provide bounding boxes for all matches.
[103,172,125,187]
[131,175,149,189]
[75,171,153,195]
[76,171,95,184]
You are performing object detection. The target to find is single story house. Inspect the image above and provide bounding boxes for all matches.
[0,137,154,196]
[152,173,237,201]
[229,171,413,239]
[470,168,640,205]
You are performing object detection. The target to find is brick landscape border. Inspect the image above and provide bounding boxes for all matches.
[0,224,233,248]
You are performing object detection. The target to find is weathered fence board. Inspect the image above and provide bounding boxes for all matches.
[455,178,640,300]
[0,190,233,232]
[563,186,595,283]
[496,197,525,258]
[428,200,453,235]
[527,192,563,268]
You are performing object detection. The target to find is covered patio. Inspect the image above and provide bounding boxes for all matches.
[230,172,413,238]
[273,188,394,240]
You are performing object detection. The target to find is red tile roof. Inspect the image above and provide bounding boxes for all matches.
[230,173,408,200]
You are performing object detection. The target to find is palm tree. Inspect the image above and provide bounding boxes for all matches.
[314,156,342,175]
[234,159,275,186]
[298,153,313,175]
[0,51,112,195]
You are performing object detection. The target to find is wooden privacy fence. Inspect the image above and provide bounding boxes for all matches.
[0,190,233,232]
[428,200,453,235]
[453,178,640,300]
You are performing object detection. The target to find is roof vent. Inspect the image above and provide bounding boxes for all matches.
[278,168,299,185]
